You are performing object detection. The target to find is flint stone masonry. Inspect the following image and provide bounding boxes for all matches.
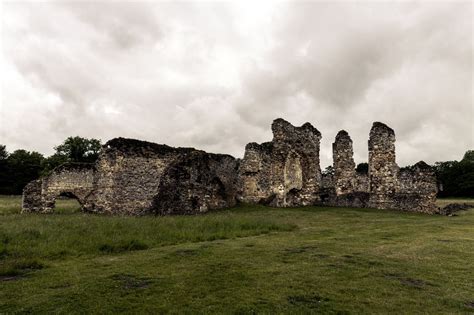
[91,138,238,215]
[152,151,239,215]
[22,180,43,213]
[368,122,399,210]
[367,123,438,213]
[22,118,438,215]
[318,130,371,208]
[22,163,95,213]
[91,138,195,215]
[22,138,238,215]
[395,161,438,213]
[354,173,369,193]
[333,130,356,195]
[239,142,274,204]
[239,118,322,207]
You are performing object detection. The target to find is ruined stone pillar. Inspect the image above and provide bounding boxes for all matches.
[238,142,273,204]
[332,130,356,195]
[368,122,398,209]
[270,119,322,207]
[21,179,44,213]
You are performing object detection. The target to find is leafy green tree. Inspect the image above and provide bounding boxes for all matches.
[322,165,334,176]
[0,137,102,194]
[55,136,101,163]
[435,150,474,197]
[0,145,9,194]
[3,149,44,194]
[0,145,7,160]
[462,150,474,162]
[41,137,102,175]
[40,153,69,176]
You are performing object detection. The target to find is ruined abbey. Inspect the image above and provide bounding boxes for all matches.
[22,119,439,215]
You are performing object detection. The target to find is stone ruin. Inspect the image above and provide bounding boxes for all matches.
[239,119,322,207]
[22,118,439,215]
[24,138,238,216]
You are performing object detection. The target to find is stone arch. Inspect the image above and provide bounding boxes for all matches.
[22,163,96,213]
[43,190,85,213]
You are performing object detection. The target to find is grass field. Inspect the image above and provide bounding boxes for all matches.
[0,196,473,314]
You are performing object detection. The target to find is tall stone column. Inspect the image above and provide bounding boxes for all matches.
[368,122,398,209]
[332,130,356,195]
[270,119,322,206]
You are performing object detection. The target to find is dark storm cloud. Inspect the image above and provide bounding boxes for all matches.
[1,1,472,167]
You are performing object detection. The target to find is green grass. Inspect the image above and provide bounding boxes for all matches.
[0,196,473,314]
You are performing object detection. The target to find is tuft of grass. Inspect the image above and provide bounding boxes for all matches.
[0,258,44,277]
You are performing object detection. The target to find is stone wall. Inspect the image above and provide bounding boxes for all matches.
[239,118,322,207]
[22,118,438,215]
[367,122,437,213]
[333,130,356,195]
[152,151,239,215]
[91,138,194,215]
[239,142,274,204]
[316,130,371,208]
[395,161,438,213]
[354,173,369,193]
[21,179,43,213]
[23,138,239,215]
[368,122,399,210]
[92,138,238,215]
[21,163,95,213]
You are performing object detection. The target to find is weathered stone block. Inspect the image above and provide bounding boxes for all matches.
[152,151,238,215]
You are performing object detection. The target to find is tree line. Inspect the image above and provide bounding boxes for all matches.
[434,150,474,197]
[0,137,472,197]
[0,137,101,195]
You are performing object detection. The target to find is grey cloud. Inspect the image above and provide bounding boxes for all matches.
[59,2,163,50]
[1,1,472,168]
[233,2,472,166]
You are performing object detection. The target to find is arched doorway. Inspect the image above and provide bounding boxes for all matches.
[51,192,83,214]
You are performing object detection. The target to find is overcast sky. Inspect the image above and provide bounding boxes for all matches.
[1,1,472,167]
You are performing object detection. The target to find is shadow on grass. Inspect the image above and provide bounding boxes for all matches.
[98,239,149,254]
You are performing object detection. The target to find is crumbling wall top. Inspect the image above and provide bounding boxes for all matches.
[52,162,96,173]
[271,118,321,141]
[104,137,196,157]
[244,141,273,153]
[335,130,350,141]
[371,122,395,135]
[412,161,433,171]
